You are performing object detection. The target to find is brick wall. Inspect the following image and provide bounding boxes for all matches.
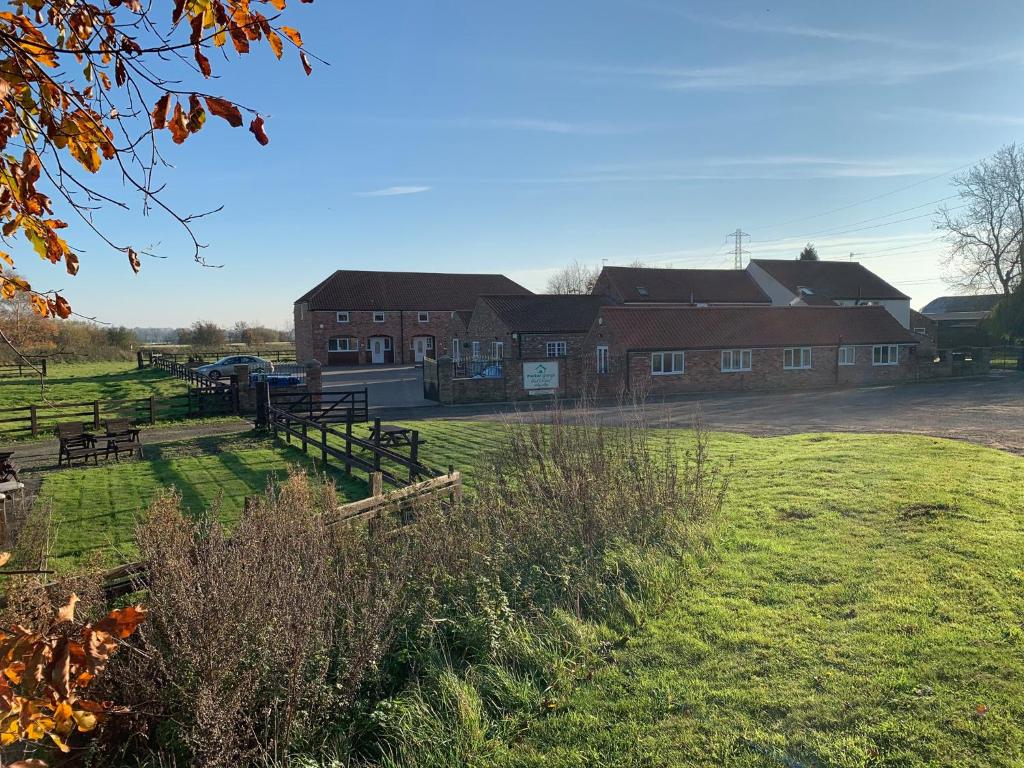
[464,302,588,361]
[294,306,466,366]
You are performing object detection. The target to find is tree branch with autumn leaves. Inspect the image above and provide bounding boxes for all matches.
[0,0,314,319]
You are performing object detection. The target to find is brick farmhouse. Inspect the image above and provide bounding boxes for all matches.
[584,304,921,398]
[293,260,977,402]
[294,270,530,366]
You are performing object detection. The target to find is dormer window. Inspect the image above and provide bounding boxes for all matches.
[798,286,815,296]
[636,286,649,296]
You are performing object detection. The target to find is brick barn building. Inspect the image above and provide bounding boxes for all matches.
[584,304,921,397]
[294,270,530,366]
[463,294,613,362]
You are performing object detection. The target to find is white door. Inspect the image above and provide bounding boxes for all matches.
[413,337,428,363]
[370,337,385,364]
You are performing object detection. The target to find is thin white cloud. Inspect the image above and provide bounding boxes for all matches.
[663,8,948,52]
[473,117,644,135]
[573,49,1020,90]
[356,186,431,197]
[875,107,1024,126]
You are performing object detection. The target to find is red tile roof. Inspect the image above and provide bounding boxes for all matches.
[296,270,531,311]
[479,294,613,333]
[750,259,908,301]
[597,266,770,304]
[597,305,919,351]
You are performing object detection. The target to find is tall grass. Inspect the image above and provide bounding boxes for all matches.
[66,402,726,767]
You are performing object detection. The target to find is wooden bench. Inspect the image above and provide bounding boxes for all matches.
[56,422,100,467]
[103,418,143,460]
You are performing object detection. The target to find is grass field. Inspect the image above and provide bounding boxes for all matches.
[28,420,1024,764]
[36,432,368,571]
[0,360,185,408]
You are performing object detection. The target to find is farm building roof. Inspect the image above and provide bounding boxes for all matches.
[919,294,1004,319]
[596,266,771,304]
[750,260,909,301]
[477,294,614,333]
[596,305,920,351]
[296,270,531,311]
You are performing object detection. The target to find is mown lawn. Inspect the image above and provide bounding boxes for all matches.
[29,419,1024,764]
[36,432,368,571]
[0,360,186,407]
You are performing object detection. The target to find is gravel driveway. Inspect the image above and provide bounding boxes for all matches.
[398,372,1024,455]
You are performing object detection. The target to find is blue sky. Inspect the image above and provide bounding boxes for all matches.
[32,0,1024,328]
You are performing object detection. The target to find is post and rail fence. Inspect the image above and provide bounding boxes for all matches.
[0,359,48,379]
[138,346,297,368]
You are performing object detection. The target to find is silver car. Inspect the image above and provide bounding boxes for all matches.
[195,355,274,380]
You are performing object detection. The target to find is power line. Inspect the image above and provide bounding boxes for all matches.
[746,159,977,234]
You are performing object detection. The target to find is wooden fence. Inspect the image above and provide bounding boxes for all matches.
[0,359,47,378]
[93,469,461,598]
[270,389,368,423]
[267,407,434,488]
[0,395,190,439]
[140,346,296,367]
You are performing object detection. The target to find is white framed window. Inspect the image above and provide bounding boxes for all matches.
[328,337,358,352]
[452,338,461,361]
[913,327,927,335]
[426,337,434,349]
[417,311,429,323]
[471,341,481,359]
[721,349,752,372]
[382,337,392,351]
[838,346,856,366]
[336,311,350,323]
[651,351,685,375]
[783,347,812,370]
[873,345,898,366]
[373,312,386,323]
[546,341,567,358]
[596,345,609,374]
[491,341,504,360]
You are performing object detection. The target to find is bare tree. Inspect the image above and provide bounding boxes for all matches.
[937,144,1024,295]
[546,261,600,295]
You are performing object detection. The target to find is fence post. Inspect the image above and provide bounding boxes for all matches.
[321,424,328,464]
[301,421,308,454]
[345,416,353,475]
[371,472,383,498]
[255,380,271,429]
[409,430,419,482]
[148,395,156,425]
[372,418,382,474]
[29,405,37,438]
[137,350,144,369]
[41,359,47,377]
[92,401,100,429]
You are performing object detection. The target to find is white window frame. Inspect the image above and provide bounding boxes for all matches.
[452,338,461,361]
[336,311,350,323]
[546,341,567,358]
[596,345,609,374]
[372,311,386,323]
[651,350,685,375]
[328,337,358,353]
[838,345,856,366]
[382,336,392,351]
[913,327,927,335]
[471,341,481,359]
[491,341,504,360]
[417,311,429,323]
[872,344,898,366]
[721,349,752,372]
[783,347,812,370]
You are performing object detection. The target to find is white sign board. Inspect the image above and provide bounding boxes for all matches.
[522,361,558,392]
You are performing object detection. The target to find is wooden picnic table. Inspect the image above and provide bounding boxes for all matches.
[367,423,424,448]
